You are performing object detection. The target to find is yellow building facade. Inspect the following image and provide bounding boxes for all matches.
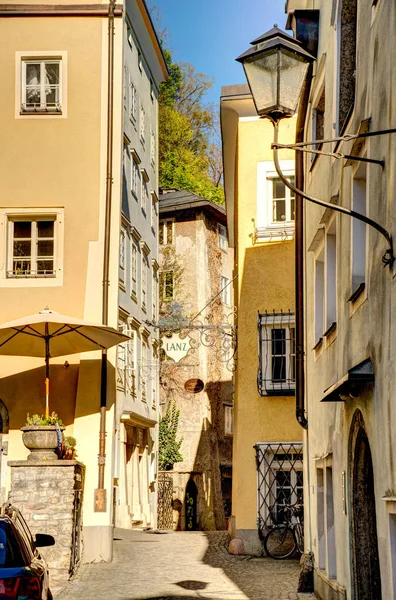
[221,85,302,554]
[0,0,166,565]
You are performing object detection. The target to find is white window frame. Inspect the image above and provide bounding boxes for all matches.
[117,321,137,396]
[16,51,68,119]
[258,313,296,394]
[131,240,138,298]
[141,339,148,400]
[119,228,126,284]
[152,270,158,320]
[218,224,228,252]
[0,208,64,288]
[224,405,234,436]
[141,178,148,214]
[131,158,140,199]
[160,270,174,301]
[140,104,145,144]
[159,219,174,246]
[150,129,156,167]
[130,81,137,122]
[256,160,295,241]
[220,276,231,306]
[351,161,367,296]
[141,253,148,311]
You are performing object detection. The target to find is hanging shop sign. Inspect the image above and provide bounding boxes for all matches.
[162,333,191,363]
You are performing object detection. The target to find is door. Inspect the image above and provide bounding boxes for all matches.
[350,415,382,599]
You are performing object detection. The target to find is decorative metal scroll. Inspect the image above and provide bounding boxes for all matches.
[146,305,237,373]
[257,310,295,395]
[255,442,303,539]
[157,472,174,530]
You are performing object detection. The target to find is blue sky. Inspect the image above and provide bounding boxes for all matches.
[150,0,289,106]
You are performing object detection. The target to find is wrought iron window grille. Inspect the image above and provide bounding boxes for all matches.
[258,310,296,396]
[255,442,303,538]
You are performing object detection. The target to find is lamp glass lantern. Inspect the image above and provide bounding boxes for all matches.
[236,27,315,122]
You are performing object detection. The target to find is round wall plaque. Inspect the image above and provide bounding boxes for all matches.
[184,378,205,394]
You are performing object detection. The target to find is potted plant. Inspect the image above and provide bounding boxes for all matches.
[64,436,77,460]
[22,412,65,462]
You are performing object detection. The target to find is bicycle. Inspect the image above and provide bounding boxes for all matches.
[264,504,304,559]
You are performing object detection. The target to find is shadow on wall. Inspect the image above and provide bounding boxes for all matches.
[172,379,233,532]
[0,359,115,429]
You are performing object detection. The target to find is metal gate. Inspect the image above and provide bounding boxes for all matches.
[255,442,303,539]
[69,488,83,576]
[157,472,173,530]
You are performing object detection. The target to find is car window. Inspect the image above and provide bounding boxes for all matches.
[14,515,35,559]
[0,522,27,567]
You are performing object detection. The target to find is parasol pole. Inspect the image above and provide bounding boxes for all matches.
[45,323,50,418]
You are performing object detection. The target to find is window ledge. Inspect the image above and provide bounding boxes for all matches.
[323,322,337,337]
[348,282,365,303]
[259,389,295,397]
[312,337,323,351]
[20,105,62,115]
[255,224,295,241]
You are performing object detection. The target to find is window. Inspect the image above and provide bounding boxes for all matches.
[325,221,337,332]
[117,321,136,395]
[218,224,228,252]
[152,271,158,320]
[336,0,357,135]
[256,443,303,532]
[141,179,149,214]
[1,209,64,286]
[140,105,145,144]
[119,228,126,284]
[271,178,295,224]
[9,218,55,278]
[151,193,158,231]
[258,312,295,395]
[21,59,61,113]
[131,159,140,199]
[313,217,337,344]
[256,161,295,240]
[312,87,325,161]
[224,405,233,436]
[220,276,231,306]
[351,162,367,297]
[159,220,174,245]
[131,241,137,298]
[150,129,156,167]
[315,249,325,342]
[141,340,148,400]
[138,50,143,72]
[316,462,337,577]
[141,255,148,310]
[160,271,173,301]
[130,82,137,122]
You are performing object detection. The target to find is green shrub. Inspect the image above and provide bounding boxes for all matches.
[159,399,183,471]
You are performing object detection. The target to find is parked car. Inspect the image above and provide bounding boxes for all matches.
[0,503,54,599]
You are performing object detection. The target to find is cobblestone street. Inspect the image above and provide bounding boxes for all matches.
[56,529,300,600]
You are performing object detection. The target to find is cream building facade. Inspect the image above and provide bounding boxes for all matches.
[0,0,166,564]
[285,1,396,598]
[221,85,302,555]
[158,190,234,532]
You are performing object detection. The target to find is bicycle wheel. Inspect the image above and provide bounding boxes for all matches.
[264,526,297,559]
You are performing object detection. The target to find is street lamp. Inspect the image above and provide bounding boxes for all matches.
[236,25,394,265]
[236,26,314,123]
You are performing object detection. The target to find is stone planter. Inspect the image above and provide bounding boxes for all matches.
[21,425,64,462]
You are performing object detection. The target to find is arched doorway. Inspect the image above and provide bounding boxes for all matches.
[349,410,382,599]
[185,479,198,531]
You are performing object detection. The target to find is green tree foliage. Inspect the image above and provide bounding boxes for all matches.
[159,49,224,204]
[158,399,183,471]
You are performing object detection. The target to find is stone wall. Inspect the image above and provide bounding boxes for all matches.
[8,460,85,595]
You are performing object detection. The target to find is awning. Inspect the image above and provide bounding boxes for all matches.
[321,358,374,402]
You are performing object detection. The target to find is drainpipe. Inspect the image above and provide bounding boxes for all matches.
[95,0,116,512]
[295,64,313,430]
